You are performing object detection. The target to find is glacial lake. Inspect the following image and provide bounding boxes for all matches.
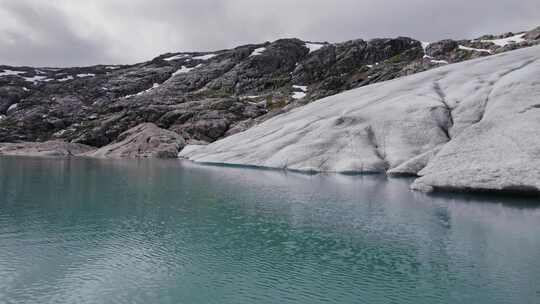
[0,156,539,304]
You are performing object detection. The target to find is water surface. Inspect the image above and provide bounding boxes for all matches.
[0,157,539,304]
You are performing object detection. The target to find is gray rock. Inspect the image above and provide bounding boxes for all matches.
[85,123,185,158]
[524,27,540,41]
[425,40,459,58]
[0,140,95,157]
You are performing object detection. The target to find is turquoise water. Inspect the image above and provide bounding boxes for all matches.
[0,157,539,304]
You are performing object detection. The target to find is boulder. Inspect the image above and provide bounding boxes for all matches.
[85,123,185,158]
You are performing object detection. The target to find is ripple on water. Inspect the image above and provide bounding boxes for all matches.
[0,157,539,304]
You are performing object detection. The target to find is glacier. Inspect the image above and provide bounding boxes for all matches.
[180,45,540,194]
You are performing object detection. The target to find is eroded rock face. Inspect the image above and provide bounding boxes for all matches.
[181,45,540,194]
[0,140,95,157]
[86,123,185,158]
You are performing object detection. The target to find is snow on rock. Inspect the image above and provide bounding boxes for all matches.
[292,92,306,99]
[58,75,74,82]
[23,75,51,84]
[0,69,25,76]
[421,41,430,53]
[181,45,540,194]
[77,73,95,78]
[458,45,492,54]
[250,47,267,56]
[7,103,18,112]
[192,54,217,60]
[163,54,190,61]
[292,85,308,99]
[122,83,160,99]
[481,33,526,47]
[430,59,448,65]
[172,64,202,76]
[305,42,325,53]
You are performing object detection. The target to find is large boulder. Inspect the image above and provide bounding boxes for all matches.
[425,40,458,58]
[86,123,185,158]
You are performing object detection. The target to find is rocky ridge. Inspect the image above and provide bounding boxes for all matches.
[1,26,539,151]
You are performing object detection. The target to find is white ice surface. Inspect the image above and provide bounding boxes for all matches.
[181,45,540,192]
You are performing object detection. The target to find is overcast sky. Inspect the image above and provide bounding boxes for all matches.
[0,0,538,67]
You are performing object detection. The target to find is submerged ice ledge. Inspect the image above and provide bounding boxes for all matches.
[180,45,540,194]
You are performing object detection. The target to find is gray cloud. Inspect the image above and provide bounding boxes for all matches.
[0,0,538,67]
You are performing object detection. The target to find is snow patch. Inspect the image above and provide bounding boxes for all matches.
[292,92,307,99]
[77,73,95,78]
[192,54,217,60]
[23,75,51,84]
[421,41,430,53]
[22,87,29,92]
[58,75,74,82]
[292,85,308,99]
[105,66,120,70]
[7,103,18,112]
[430,59,449,65]
[0,70,25,76]
[122,83,160,99]
[481,34,526,47]
[305,43,325,53]
[53,129,67,137]
[250,47,267,57]
[458,45,492,54]
[172,64,202,76]
[163,54,189,61]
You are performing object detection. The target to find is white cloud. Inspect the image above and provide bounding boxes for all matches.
[0,0,538,66]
